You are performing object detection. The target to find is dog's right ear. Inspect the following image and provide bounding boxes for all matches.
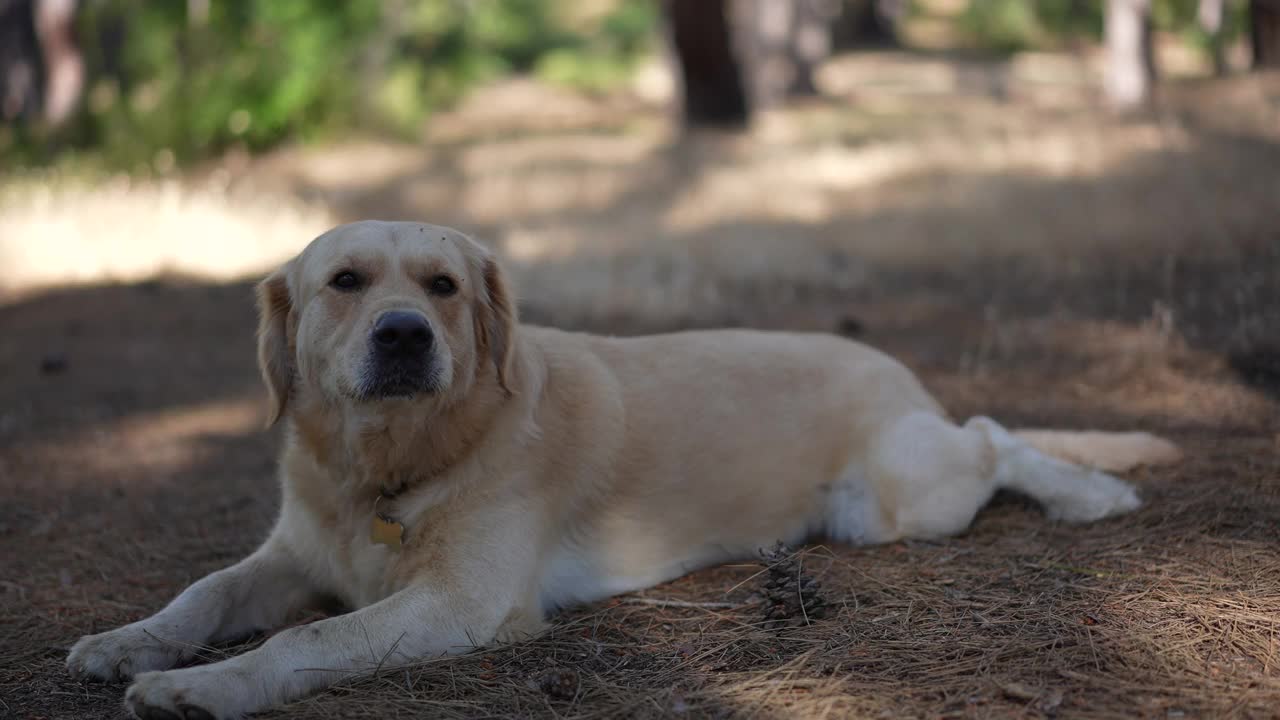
[255,265,294,427]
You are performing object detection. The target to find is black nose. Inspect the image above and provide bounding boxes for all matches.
[372,311,433,354]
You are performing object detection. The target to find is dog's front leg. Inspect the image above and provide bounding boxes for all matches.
[67,537,318,684]
[122,577,524,720]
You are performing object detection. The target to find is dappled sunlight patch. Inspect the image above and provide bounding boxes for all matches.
[1074,365,1277,436]
[817,48,1098,110]
[1071,546,1280,713]
[113,396,266,444]
[0,178,333,295]
[457,132,659,176]
[455,162,644,224]
[911,311,1279,433]
[1001,319,1276,428]
[660,143,918,230]
[502,227,582,264]
[11,396,266,490]
[818,51,971,97]
[500,231,870,332]
[508,249,708,324]
[250,140,429,192]
[424,77,658,145]
[663,120,1196,244]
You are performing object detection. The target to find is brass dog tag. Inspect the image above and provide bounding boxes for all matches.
[371,513,404,549]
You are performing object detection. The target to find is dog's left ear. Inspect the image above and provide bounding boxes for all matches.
[474,251,517,393]
[255,264,295,426]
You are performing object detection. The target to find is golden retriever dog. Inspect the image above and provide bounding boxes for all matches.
[67,221,1181,719]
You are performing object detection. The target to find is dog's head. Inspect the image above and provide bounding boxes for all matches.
[255,221,516,425]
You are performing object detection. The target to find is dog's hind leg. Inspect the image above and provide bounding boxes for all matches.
[966,416,1142,523]
[862,411,1002,542]
[860,412,1142,543]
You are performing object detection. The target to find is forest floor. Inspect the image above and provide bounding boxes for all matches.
[2,51,1279,719]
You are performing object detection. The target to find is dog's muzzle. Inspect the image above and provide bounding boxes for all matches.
[361,310,438,398]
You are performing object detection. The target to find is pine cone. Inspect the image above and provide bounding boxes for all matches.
[538,668,579,700]
[757,541,827,628]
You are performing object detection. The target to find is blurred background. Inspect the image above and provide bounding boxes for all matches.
[2,3,1280,718]
[0,0,1277,300]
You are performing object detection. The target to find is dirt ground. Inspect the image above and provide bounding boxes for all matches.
[2,53,1279,719]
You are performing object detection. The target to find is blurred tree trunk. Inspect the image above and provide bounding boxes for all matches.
[831,0,902,51]
[0,0,82,126]
[786,0,833,96]
[663,0,843,128]
[1198,0,1227,75]
[33,0,81,125]
[1252,0,1280,68]
[663,0,751,129]
[742,0,836,105]
[0,0,42,123]
[1104,0,1155,110]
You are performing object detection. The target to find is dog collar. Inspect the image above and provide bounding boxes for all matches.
[370,493,405,550]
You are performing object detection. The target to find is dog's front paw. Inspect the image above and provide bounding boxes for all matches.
[125,668,242,720]
[67,625,188,683]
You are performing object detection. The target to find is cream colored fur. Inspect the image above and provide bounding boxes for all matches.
[66,221,1182,719]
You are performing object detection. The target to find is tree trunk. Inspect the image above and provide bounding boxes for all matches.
[740,0,835,106]
[1252,0,1280,68]
[1198,0,1227,75]
[33,0,82,126]
[0,0,42,123]
[1104,0,1155,111]
[742,0,794,107]
[787,0,835,97]
[831,0,901,51]
[663,0,751,129]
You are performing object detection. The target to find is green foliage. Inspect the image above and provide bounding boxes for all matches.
[536,0,658,92]
[958,0,1248,54]
[46,1,385,170]
[958,0,1102,52]
[5,0,658,173]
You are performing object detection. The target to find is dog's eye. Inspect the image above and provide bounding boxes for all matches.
[428,275,457,296]
[331,271,362,291]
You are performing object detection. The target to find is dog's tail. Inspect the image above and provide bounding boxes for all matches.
[1011,429,1182,473]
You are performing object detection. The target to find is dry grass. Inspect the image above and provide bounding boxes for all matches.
[1,52,1278,720]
